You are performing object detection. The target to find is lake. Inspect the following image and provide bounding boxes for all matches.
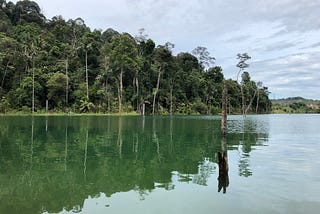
[0,114,319,214]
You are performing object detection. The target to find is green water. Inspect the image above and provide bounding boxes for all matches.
[0,115,319,214]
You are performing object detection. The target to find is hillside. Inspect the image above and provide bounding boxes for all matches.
[271,97,320,113]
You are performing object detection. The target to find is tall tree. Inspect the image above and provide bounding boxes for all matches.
[0,33,17,93]
[80,32,93,100]
[152,45,173,115]
[255,81,262,113]
[47,72,68,109]
[137,38,155,114]
[134,28,149,113]
[204,66,224,114]
[12,0,45,25]
[108,33,138,114]
[191,46,215,70]
[13,24,41,113]
[236,53,251,115]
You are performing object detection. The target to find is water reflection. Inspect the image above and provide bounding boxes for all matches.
[0,116,269,214]
[217,140,229,194]
[228,115,269,177]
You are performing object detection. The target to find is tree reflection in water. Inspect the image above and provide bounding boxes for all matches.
[217,140,229,194]
[0,116,268,214]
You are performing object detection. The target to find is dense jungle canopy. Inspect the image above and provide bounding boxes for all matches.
[0,0,271,114]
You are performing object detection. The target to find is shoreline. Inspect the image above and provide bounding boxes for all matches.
[0,112,318,116]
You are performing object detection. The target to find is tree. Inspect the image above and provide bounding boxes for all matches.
[224,79,241,113]
[14,74,42,110]
[0,33,17,93]
[101,28,119,43]
[134,28,149,113]
[137,38,155,114]
[256,81,262,113]
[175,52,200,105]
[80,31,94,100]
[47,72,68,109]
[108,33,138,114]
[152,45,173,115]
[12,0,45,25]
[236,53,251,115]
[191,46,215,70]
[204,66,224,114]
[13,24,41,113]
[0,1,12,33]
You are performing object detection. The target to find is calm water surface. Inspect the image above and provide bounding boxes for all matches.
[0,114,319,214]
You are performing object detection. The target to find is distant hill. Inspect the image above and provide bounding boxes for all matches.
[271,97,320,113]
[271,97,320,105]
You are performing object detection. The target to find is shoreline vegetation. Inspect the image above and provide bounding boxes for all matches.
[1,0,272,115]
[271,97,320,114]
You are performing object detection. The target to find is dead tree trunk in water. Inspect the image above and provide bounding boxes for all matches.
[221,82,228,137]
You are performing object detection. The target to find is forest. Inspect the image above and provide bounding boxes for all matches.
[0,0,272,115]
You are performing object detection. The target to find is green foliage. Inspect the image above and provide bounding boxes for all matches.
[273,101,318,114]
[79,99,95,113]
[0,0,272,114]
[47,72,68,108]
[192,99,208,114]
[0,96,9,113]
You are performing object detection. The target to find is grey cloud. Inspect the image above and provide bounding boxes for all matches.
[250,52,320,99]
[309,42,320,48]
[263,41,299,52]
[224,35,251,43]
[301,42,320,50]
[251,0,320,33]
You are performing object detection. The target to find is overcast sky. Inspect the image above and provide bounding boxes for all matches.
[12,0,320,99]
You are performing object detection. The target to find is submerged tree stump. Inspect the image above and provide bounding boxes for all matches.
[218,81,229,193]
[221,81,228,137]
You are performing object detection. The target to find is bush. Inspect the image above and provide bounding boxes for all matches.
[177,103,192,115]
[21,106,31,113]
[192,100,207,114]
[0,97,10,113]
[210,106,220,115]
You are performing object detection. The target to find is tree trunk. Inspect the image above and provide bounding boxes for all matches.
[152,67,161,115]
[241,84,245,115]
[65,59,68,108]
[1,60,10,89]
[136,77,139,113]
[170,86,173,115]
[256,89,260,114]
[133,75,139,113]
[85,51,89,100]
[118,67,123,115]
[142,103,145,116]
[32,60,35,114]
[245,89,257,114]
[221,82,227,138]
[103,57,110,113]
[237,68,245,115]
